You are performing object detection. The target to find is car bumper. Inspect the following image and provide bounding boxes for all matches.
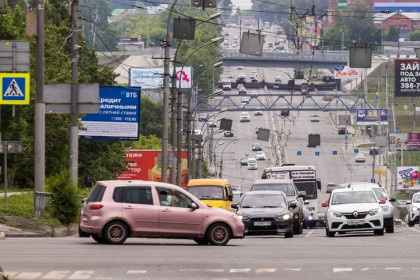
[327,214,383,232]
[355,159,366,162]
[243,219,293,235]
[409,211,420,223]
[79,216,104,235]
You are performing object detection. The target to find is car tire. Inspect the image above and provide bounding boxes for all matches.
[293,217,303,234]
[103,221,129,244]
[386,222,394,233]
[194,238,209,245]
[326,227,335,237]
[206,223,231,246]
[374,228,384,236]
[408,220,415,227]
[285,231,294,238]
[79,227,90,238]
[91,234,106,244]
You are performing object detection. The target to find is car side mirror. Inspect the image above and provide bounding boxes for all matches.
[240,192,244,197]
[321,202,328,207]
[231,203,238,209]
[317,180,322,190]
[406,201,412,205]
[298,191,306,198]
[379,199,386,204]
[81,198,87,204]
[389,198,396,202]
[289,202,297,208]
[190,202,199,209]
[228,194,233,201]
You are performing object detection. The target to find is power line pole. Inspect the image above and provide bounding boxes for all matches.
[70,0,79,186]
[34,0,45,193]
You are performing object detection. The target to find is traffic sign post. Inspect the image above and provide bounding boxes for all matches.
[0,73,30,105]
[297,151,302,156]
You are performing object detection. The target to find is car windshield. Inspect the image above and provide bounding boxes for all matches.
[188,185,224,200]
[413,194,420,203]
[295,181,317,199]
[331,191,377,205]
[240,194,286,208]
[251,184,295,196]
[372,188,387,200]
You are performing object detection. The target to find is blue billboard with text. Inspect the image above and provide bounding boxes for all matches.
[79,86,140,141]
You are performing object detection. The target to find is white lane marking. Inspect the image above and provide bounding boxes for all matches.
[333,268,353,273]
[94,277,113,280]
[229,268,251,273]
[204,269,225,272]
[283,268,301,271]
[68,271,95,279]
[15,272,43,279]
[360,268,370,271]
[409,228,420,233]
[179,269,200,272]
[304,229,315,238]
[42,271,70,279]
[256,268,276,273]
[126,270,147,274]
[385,268,401,271]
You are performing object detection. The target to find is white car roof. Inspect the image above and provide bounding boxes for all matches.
[331,187,374,194]
[349,182,381,189]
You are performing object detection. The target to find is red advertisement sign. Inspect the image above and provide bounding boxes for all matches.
[117,150,188,187]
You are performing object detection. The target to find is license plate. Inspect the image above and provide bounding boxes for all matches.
[347,220,365,226]
[254,221,271,226]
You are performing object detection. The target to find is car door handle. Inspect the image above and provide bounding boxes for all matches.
[124,206,134,209]
[162,208,171,212]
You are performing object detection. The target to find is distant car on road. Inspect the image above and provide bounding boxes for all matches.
[255,151,266,160]
[247,157,258,170]
[407,191,420,227]
[369,147,380,155]
[310,114,320,122]
[250,91,258,97]
[224,130,234,137]
[240,112,250,122]
[198,113,209,122]
[338,126,347,135]
[252,143,262,151]
[300,83,309,95]
[325,182,338,193]
[208,120,217,128]
[240,154,249,166]
[237,66,244,70]
[254,111,263,116]
[355,153,366,162]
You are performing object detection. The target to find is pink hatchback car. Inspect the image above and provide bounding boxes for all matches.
[79,180,244,245]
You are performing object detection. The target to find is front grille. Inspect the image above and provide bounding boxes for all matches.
[331,222,342,229]
[343,212,368,219]
[342,224,372,229]
[250,217,275,222]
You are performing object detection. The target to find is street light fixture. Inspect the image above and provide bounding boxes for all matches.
[219,138,239,178]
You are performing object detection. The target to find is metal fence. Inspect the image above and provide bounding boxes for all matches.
[34,191,52,217]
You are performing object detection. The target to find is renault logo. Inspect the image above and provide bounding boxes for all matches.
[353,211,359,218]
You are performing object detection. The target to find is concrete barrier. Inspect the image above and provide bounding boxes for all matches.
[0,231,5,239]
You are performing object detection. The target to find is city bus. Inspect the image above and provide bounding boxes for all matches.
[261,165,321,227]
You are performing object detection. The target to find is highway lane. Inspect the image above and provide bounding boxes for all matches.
[2,227,420,280]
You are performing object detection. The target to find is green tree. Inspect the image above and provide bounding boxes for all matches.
[140,96,163,137]
[386,25,399,42]
[409,30,420,41]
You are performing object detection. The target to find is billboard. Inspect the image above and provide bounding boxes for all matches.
[117,150,188,187]
[356,109,388,125]
[394,59,420,98]
[333,66,360,79]
[129,67,192,89]
[389,132,420,151]
[397,166,420,190]
[79,86,140,141]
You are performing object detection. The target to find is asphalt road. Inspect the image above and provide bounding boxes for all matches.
[2,227,420,280]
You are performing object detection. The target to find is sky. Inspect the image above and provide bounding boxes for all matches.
[231,0,253,11]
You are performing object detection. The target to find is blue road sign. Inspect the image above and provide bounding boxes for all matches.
[371,178,376,183]
[297,151,302,156]
[396,126,400,132]
[281,153,285,158]
[0,73,30,105]
[332,150,337,155]
[354,148,359,154]
[344,135,349,140]
[315,151,320,156]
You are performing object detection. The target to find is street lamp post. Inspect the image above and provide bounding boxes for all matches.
[197,129,223,178]
[219,138,239,178]
[339,29,344,52]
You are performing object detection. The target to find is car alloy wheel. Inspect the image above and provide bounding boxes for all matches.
[207,223,231,246]
[104,221,129,244]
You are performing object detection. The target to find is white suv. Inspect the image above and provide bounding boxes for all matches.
[323,188,384,237]
[347,182,396,233]
[407,192,420,227]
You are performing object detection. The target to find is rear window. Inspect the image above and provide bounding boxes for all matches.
[113,186,153,205]
[87,185,106,202]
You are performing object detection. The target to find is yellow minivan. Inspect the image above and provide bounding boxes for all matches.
[186,179,233,211]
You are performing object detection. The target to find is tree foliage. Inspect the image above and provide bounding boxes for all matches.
[0,1,127,189]
[385,26,399,42]
[409,30,420,41]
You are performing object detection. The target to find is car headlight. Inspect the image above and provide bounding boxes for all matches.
[381,205,391,212]
[413,207,418,211]
[369,208,381,215]
[232,215,243,221]
[242,216,249,221]
[330,210,342,217]
[277,214,291,220]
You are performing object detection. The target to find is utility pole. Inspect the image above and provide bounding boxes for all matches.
[413,97,416,132]
[34,0,45,193]
[70,0,79,186]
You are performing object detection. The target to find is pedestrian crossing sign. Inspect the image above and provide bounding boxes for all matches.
[0,73,30,105]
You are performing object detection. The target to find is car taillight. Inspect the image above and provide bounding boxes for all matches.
[89,204,103,210]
